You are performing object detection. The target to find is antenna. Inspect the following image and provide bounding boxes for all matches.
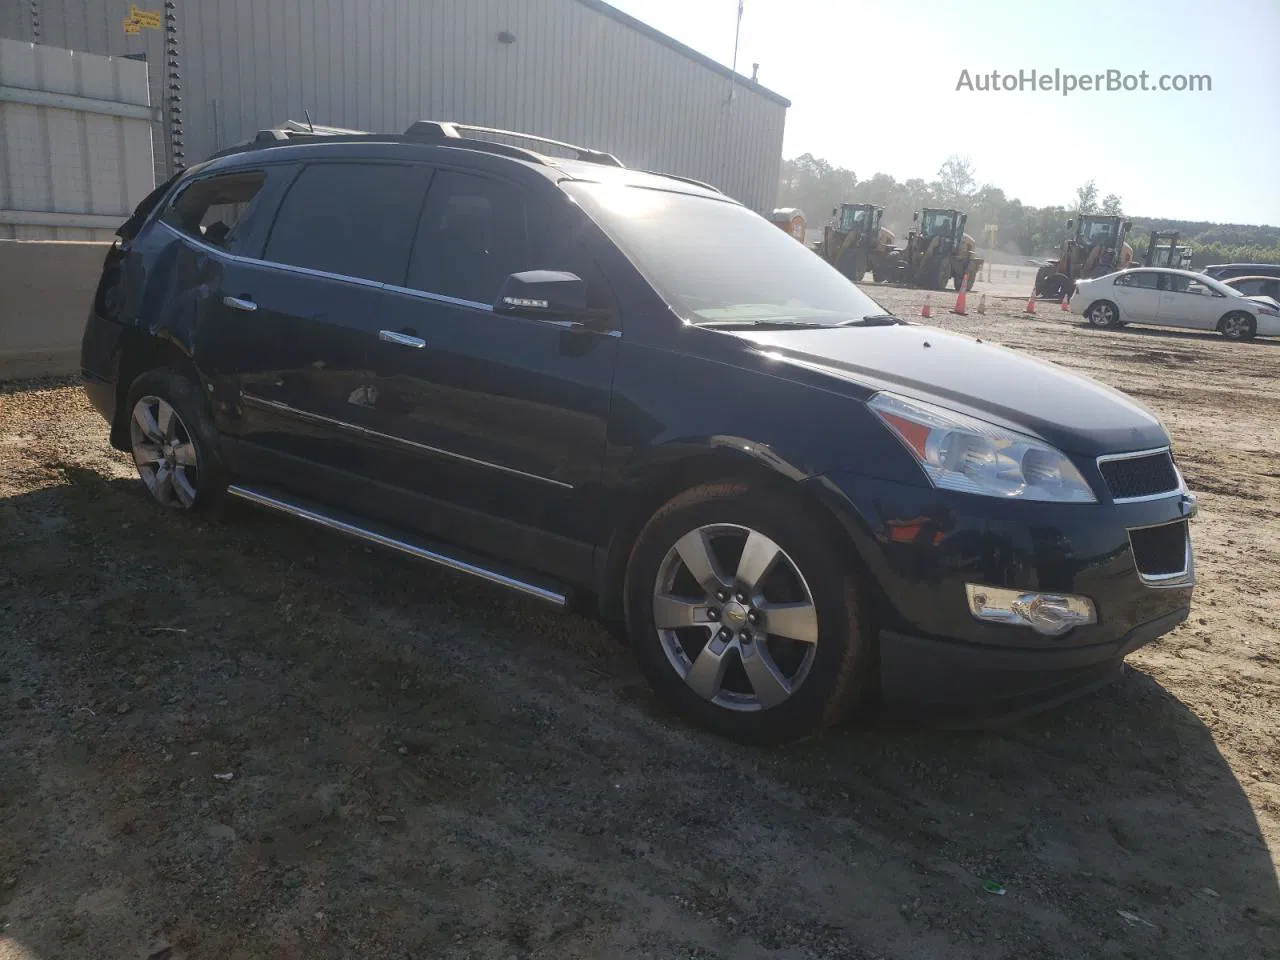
[726,0,743,104]
[304,109,315,133]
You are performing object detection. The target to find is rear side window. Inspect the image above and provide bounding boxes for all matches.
[162,171,266,250]
[405,171,531,304]
[1116,271,1158,289]
[263,163,429,285]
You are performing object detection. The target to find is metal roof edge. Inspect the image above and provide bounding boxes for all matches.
[573,0,792,108]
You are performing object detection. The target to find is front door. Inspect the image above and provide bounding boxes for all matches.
[1155,273,1226,331]
[362,169,620,583]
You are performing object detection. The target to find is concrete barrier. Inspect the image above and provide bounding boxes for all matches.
[0,239,109,379]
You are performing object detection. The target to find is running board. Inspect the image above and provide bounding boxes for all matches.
[226,484,568,607]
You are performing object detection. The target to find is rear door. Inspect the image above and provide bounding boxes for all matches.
[205,161,431,489]
[361,169,621,582]
[1109,270,1160,321]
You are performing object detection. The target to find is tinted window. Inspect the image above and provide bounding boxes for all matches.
[1232,279,1264,295]
[264,163,429,284]
[1162,274,1190,293]
[162,171,265,250]
[1116,271,1159,289]
[405,171,531,303]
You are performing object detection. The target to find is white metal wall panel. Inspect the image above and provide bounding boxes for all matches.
[0,36,154,240]
[2,0,787,211]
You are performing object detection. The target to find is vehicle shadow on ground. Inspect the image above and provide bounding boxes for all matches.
[1069,322,1280,347]
[2,472,1277,959]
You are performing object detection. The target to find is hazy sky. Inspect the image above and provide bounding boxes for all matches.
[608,0,1280,225]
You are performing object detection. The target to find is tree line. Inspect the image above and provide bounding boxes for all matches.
[777,153,1280,267]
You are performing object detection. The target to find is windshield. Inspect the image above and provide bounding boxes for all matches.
[566,183,890,326]
[1080,220,1116,244]
[839,206,867,231]
[920,211,955,238]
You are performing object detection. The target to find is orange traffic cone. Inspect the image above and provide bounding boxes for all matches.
[1060,293,1070,311]
[977,293,987,315]
[1025,295,1036,314]
[952,286,967,316]
[920,294,931,319]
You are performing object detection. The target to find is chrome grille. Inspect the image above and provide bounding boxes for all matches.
[1098,449,1180,501]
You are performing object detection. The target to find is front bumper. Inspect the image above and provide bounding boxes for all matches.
[804,471,1195,716]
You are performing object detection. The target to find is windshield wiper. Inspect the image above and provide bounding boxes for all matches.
[834,314,901,327]
[698,314,902,331]
[696,319,831,330]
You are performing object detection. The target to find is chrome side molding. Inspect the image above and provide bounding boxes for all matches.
[226,484,567,606]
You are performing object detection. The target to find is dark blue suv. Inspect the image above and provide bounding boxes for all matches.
[81,122,1197,742]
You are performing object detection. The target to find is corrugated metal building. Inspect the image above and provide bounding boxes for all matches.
[0,0,788,212]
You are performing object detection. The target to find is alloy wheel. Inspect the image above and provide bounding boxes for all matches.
[1089,303,1115,327]
[652,523,819,712]
[1222,314,1249,339]
[129,395,200,508]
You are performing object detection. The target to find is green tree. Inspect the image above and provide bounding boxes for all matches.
[1101,193,1124,216]
[1075,179,1099,215]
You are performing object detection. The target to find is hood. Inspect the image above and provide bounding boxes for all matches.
[1245,295,1280,311]
[738,324,1167,456]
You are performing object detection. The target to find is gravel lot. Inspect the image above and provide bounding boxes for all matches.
[1,291,1278,960]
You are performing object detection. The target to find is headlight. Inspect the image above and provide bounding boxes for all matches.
[869,392,1097,502]
[1258,306,1278,317]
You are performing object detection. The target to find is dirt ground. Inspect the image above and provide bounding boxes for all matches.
[1,293,1278,960]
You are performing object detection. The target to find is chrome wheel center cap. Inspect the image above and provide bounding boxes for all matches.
[721,602,748,629]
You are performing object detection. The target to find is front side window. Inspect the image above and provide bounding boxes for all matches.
[162,171,266,250]
[565,182,889,327]
[263,162,429,285]
[405,171,532,304]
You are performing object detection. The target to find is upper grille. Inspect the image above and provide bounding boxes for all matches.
[1129,520,1190,579]
[1098,450,1180,501]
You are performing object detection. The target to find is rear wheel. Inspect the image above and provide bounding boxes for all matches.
[1219,311,1256,341]
[837,245,866,282]
[125,368,228,511]
[1085,300,1121,329]
[624,481,870,744]
[1043,274,1070,301]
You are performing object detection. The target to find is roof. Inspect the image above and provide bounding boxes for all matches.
[574,0,791,108]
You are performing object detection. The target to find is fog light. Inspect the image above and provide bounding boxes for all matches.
[965,584,1096,636]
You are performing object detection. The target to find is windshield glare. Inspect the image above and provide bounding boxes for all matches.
[566,183,889,326]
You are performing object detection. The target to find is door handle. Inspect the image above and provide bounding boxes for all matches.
[223,295,257,312]
[379,330,425,348]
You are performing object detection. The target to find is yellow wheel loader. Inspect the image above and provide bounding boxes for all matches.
[1033,215,1134,300]
[818,203,895,283]
[884,208,983,291]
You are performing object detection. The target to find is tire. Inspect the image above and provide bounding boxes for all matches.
[1044,274,1070,302]
[1085,300,1121,329]
[934,259,950,291]
[1034,265,1052,297]
[837,245,866,282]
[124,367,228,511]
[623,481,870,744]
[1219,311,1256,341]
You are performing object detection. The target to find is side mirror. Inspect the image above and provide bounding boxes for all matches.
[494,270,588,318]
[912,211,919,221]
[1066,218,1074,229]
[1123,220,1133,231]
[831,207,838,216]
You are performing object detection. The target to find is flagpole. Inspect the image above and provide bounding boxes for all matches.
[728,0,743,104]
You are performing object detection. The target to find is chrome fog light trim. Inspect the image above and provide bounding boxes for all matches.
[965,584,1097,636]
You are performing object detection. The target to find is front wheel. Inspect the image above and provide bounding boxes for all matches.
[1086,300,1121,329]
[125,368,228,511]
[1219,311,1257,341]
[624,481,870,744]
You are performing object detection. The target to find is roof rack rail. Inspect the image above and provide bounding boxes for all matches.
[403,121,624,167]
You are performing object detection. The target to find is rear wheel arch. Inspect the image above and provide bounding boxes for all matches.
[110,334,204,450]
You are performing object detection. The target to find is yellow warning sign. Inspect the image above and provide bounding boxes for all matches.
[123,4,162,35]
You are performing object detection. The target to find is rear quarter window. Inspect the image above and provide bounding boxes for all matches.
[161,171,268,251]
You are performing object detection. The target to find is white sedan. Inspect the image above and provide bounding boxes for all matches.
[1070,267,1280,341]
